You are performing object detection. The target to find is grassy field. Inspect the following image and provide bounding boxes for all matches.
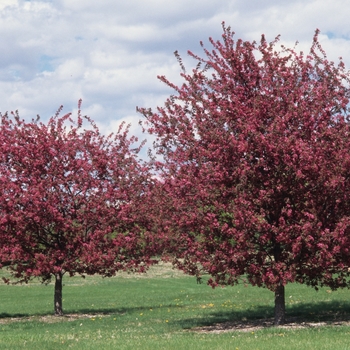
[1,264,350,349]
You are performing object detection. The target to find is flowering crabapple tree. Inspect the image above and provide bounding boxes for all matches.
[138,24,350,325]
[0,102,155,315]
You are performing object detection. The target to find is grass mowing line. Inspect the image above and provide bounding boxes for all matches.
[0,264,350,349]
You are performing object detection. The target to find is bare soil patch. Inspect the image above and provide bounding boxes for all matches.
[192,317,350,333]
[0,313,109,325]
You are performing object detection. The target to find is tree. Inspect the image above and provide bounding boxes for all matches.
[138,24,350,325]
[0,102,155,315]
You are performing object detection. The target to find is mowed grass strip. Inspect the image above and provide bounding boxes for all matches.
[0,264,350,349]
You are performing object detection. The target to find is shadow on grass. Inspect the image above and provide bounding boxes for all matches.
[0,309,128,320]
[1,300,350,329]
[178,300,350,330]
[0,304,166,320]
[0,312,29,319]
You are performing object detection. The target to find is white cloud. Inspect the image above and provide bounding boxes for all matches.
[0,0,350,152]
[0,0,18,10]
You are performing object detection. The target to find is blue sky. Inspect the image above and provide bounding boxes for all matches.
[1,0,350,143]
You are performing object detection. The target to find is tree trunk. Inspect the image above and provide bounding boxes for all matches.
[274,283,285,325]
[54,272,64,316]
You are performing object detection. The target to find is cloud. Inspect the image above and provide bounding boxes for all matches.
[1,0,350,151]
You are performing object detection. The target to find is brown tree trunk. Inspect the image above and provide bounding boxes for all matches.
[274,283,285,325]
[54,272,64,316]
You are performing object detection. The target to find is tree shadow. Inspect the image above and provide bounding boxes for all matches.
[1,300,350,330]
[0,304,167,322]
[0,312,29,319]
[178,300,350,331]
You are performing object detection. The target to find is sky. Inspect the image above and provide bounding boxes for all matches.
[1,0,350,147]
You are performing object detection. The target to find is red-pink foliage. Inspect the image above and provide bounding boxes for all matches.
[0,102,155,284]
[139,24,350,292]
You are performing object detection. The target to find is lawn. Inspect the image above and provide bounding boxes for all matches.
[0,263,350,349]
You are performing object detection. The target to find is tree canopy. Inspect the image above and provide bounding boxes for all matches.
[0,102,155,315]
[138,24,350,325]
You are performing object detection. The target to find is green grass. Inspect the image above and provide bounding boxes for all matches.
[1,264,350,349]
